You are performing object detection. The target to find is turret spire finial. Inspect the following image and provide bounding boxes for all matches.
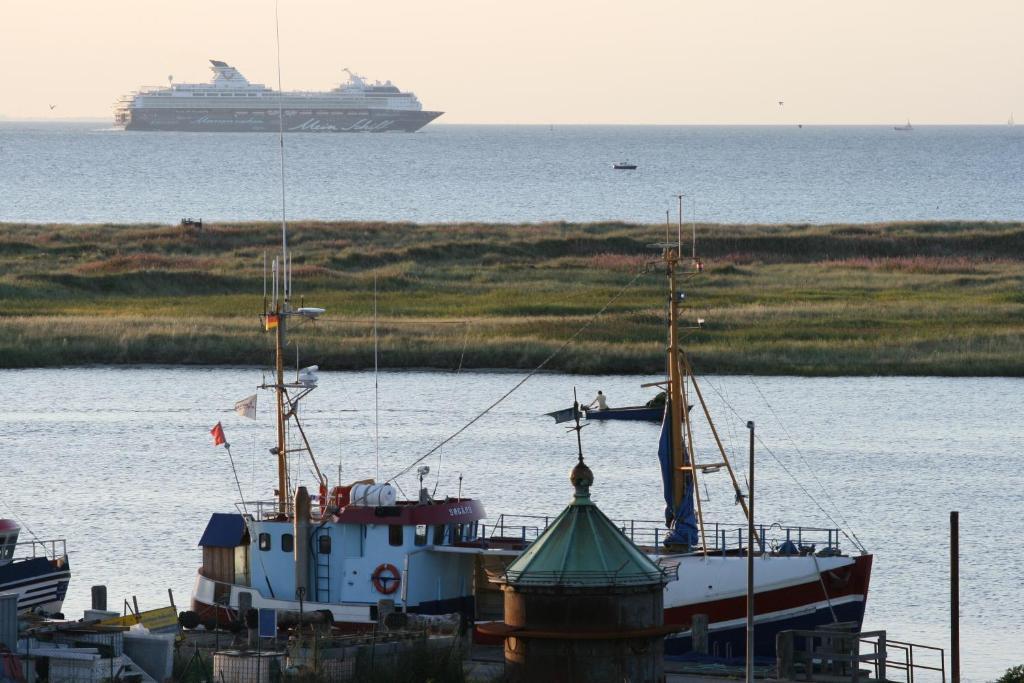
[568,388,594,501]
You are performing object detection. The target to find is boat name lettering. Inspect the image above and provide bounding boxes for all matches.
[448,506,473,517]
[289,118,394,132]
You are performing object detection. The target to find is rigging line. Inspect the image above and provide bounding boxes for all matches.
[433,319,472,497]
[274,0,288,284]
[745,376,867,553]
[385,270,647,485]
[701,377,867,554]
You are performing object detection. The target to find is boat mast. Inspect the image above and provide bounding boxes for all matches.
[664,239,758,548]
[274,0,290,515]
[275,289,288,513]
[665,247,709,553]
[666,249,686,510]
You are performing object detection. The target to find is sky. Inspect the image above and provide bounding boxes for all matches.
[1,0,1021,124]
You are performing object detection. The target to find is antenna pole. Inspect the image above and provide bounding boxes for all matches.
[691,198,697,260]
[275,0,288,305]
[676,194,684,255]
[746,420,755,683]
[374,272,380,481]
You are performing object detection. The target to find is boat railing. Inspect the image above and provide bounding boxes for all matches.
[10,538,67,562]
[482,514,844,554]
[238,500,295,521]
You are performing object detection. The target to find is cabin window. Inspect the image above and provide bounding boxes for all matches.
[233,545,250,586]
[318,535,332,555]
[414,525,427,546]
[389,525,404,546]
[433,525,446,545]
[281,533,294,553]
[258,533,271,551]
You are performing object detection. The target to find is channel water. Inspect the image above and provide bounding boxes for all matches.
[1,368,1020,679]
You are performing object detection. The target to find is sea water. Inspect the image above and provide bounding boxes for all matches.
[2,122,1023,224]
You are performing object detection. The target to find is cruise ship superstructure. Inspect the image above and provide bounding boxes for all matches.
[115,60,442,132]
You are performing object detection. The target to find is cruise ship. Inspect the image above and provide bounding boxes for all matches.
[114,60,443,132]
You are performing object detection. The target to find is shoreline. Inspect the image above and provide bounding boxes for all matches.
[1,219,1021,376]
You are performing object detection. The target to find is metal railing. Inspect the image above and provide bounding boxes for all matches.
[861,635,946,683]
[9,538,67,562]
[481,514,843,554]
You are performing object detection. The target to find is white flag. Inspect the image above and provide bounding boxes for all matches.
[234,394,258,419]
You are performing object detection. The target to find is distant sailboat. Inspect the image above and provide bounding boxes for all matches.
[894,119,913,131]
[1009,112,1015,126]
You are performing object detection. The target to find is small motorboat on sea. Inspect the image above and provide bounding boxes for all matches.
[0,519,71,616]
[612,161,638,170]
[547,403,663,423]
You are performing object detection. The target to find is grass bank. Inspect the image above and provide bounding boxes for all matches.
[1,220,1022,375]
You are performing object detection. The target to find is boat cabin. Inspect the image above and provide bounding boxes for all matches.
[194,484,486,626]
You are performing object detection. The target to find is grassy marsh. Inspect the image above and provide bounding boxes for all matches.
[0,220,1021,375]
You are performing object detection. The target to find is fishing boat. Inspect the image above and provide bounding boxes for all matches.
[189,254,488,629]
[612,161,638,170]
[480,243,874,657]
[894,120,913,131]
[0,519,71,616]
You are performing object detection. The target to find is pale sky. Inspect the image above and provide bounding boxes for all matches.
[2,0,1021,124]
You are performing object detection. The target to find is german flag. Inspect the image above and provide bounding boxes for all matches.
[265,314,280,331]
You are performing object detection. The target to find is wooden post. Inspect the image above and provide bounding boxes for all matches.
[951,510,960,683]
[746,421,755,683]
[776,630,793,680]
[692,614,709,655]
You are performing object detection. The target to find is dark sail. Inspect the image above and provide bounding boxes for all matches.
[657,402,698,546]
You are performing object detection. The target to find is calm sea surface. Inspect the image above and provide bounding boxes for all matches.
[1,122,1023,224]
[0,368,1020,679]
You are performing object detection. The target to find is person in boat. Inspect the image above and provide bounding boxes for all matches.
[588,390,609,411]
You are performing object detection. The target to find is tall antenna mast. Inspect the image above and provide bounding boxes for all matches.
[675,193,684,255]
[275,0,288,296]
[272,0,289,512]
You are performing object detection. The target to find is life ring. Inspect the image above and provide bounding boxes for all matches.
[372,563,401,595]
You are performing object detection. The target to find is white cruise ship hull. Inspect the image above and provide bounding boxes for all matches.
[120,107,443,133]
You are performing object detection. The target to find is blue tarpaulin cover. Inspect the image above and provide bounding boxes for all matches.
[657,403,699,546]
[198,513,247,548]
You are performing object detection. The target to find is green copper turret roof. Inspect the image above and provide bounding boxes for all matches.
[500,459,669,588]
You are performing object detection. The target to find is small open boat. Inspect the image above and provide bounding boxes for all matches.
[583,405,662,422]
[612,161,638,170]
[546,404,663,423]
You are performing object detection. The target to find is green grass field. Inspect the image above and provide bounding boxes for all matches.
[1,220,1021,375]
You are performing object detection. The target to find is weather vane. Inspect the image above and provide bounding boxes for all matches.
[568,387,587,464]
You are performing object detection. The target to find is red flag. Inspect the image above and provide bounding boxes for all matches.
[210,422,227,447]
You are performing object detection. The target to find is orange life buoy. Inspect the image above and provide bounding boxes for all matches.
[372,563,401,595]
